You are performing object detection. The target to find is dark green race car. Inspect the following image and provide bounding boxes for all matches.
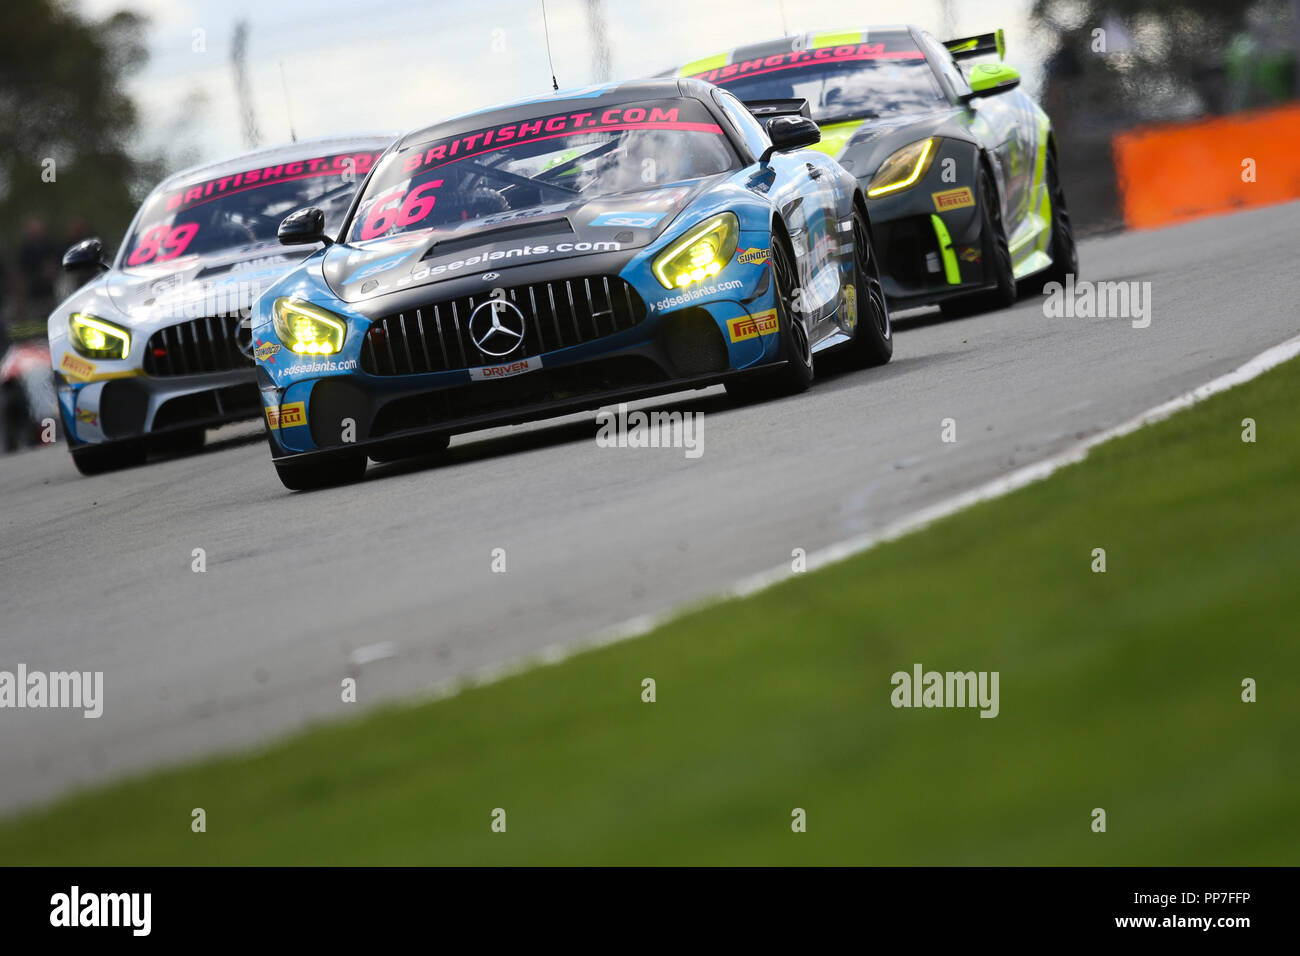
[670,26,1078,316]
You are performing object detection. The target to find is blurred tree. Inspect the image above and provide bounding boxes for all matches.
[1031,0,1297,232]
[0,0,163,264]
[1034,0,1297,123]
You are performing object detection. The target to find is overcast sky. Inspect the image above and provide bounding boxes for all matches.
[77,0,1046,172]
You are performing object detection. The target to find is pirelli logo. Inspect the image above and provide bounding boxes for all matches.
[727,309,780,343]
[265,401,306,429]
[932,187,976,211]
[59,352,97,382]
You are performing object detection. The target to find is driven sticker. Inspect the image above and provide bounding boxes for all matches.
[469,356,543,381]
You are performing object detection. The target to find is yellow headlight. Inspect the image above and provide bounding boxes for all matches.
[867,137,938,197]
[272,298,347,356]
[68,313,130,359]
[652,213,740,290]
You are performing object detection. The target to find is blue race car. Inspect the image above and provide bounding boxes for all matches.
[253,78,892,489]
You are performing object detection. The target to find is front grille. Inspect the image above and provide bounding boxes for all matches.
[143,316,252,376]
[360,276,647,376]
[151,384,260,430]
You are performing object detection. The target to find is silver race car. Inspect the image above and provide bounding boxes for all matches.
[48,134,394,474]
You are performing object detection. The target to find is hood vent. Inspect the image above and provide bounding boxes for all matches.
[421,216,573,260]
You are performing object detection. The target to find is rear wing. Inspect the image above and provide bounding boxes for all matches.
[944,29,1005,61]
[741,98,812,121]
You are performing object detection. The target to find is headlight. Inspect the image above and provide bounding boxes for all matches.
[272,298,347,356]
[69,313,130,359]
[867,137,938,197]
[652,213,740,290]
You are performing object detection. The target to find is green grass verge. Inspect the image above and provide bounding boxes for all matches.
[4,357,1298,865]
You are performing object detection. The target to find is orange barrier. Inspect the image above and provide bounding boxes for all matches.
[1113,102,1300,230]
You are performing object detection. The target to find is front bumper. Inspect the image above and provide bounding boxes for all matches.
[255,232,789,463]
[260,297,780,463]
[862,142,993,309]
[57,367,260,448]
[266,365,761,464]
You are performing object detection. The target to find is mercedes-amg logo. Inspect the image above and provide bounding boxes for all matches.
[468,297,527,357]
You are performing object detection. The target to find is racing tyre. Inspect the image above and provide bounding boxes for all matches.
[725,235,812,402]
[844,204,893,368]
[941,166,1016,318]
[1030,150,1078,293]
[274,453,367,491]
[70,442,147,476]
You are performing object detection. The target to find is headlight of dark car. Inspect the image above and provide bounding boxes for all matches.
[867,137,939,198]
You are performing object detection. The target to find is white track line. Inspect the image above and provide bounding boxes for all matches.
[427,332,1300,702]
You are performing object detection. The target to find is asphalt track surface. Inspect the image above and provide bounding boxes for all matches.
[2,202,1297,813]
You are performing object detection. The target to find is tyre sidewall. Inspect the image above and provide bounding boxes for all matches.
[848,204,893,366]
[772,235,813,391]
[980,167,1016,304]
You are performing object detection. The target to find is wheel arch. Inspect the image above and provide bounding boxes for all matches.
[851,188,876,244]
[768,209,794,258]
[976,147,1001,199]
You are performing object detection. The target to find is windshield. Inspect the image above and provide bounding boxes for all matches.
[690,43,945,123]
[347,98,736,243]
[121,149,382,272]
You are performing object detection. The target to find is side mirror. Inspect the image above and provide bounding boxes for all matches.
[278,206,332,246]
[760,115,821,162]
[962,63,1021,101]
[62,238,109,274]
